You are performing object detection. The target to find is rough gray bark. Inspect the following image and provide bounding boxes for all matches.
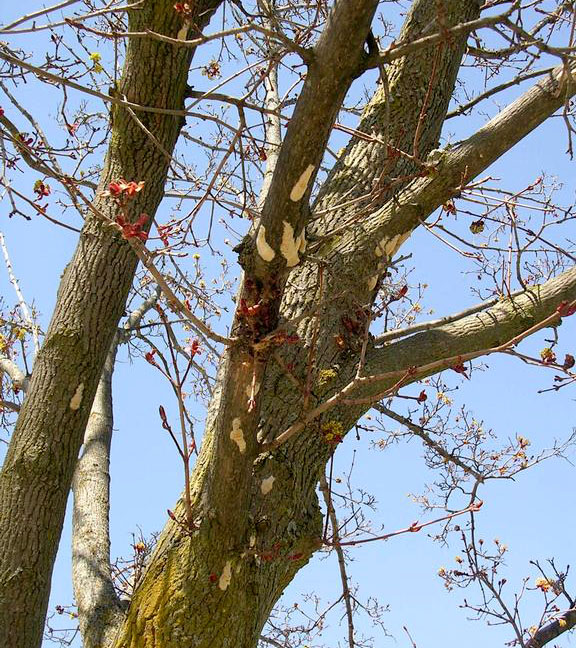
[110,3,576,648]
[112,14,576,648]
[71,290,161,648]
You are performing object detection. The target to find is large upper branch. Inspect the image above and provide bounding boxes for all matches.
[242,0,378,280]
[332,59,576,284]
[269,265,576,450]
[275,0,483,357]
[309,0,483,236]
[363,266,576,401]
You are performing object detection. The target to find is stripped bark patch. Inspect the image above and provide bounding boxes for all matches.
[260,475,275,495]
[280,221,301,267]
[289,164,315,202]
[230,418,246,454]
[374,231,409,258]
[367,274,379,291]
[69,383,84,410]
[218,561,232,591]
[256,225,275,261]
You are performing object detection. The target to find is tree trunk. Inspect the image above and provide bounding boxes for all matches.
[72,341,124,648]
[111,3,488,646]
[0,2,221,646]
[2,2,576,648]
[110,2,576,645]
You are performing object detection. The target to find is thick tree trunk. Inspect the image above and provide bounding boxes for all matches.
[112,347,325,647]
[110,3,489,647]
[111,3,576,646]
[0,2,221,646]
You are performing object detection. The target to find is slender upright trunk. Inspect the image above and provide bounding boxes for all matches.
[0,2,221,646]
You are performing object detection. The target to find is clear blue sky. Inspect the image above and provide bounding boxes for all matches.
[1,2,575,647]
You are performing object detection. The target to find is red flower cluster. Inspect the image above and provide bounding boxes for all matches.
[391,284,408,301]
[450,362,469,378]
[145,350,157,366]
[187,339,201,357]
[115,213,148,242]
[18,133,34,148]
[33,179,51,198]
[67,122,79,136]
[174,2,193,16]
[103,178,148,240]
[239,298,262,318]
[105,179,145,199]
[157,222,177,246]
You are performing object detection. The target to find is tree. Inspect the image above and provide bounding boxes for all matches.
[1,1,576,647]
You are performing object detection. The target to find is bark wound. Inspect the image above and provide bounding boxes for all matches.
[218,560,232,591]
[230,418,246,454]
[289,164,314,202]
[69,383,84,411]
[280,222,302,267]
[367,274,379,291]
[177,24,189,41]
[375,231,409,259]
[256,226,275,262]
[260,476,275,495]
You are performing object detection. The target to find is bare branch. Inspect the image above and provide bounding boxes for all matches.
[242,0,379,279]
[319,472,356,648]
[374,403,485,482]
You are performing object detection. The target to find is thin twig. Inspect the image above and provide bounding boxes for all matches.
[375,403,484,481]
[319,473,356,648]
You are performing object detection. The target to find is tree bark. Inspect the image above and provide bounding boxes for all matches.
[2,2,576,648]
[0,2,222,646]
[110,3,494,647]
[72,342,124,648]
[111,3,576,646]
